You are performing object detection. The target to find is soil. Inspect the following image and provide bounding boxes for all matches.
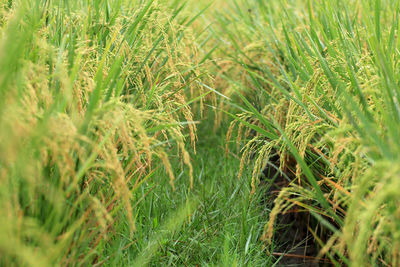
[261,153,333,266]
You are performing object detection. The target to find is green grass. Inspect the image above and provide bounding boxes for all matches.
[102,118,273,266]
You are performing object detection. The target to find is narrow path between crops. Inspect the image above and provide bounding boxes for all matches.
[131,116,328,265]
[124,116,272,265]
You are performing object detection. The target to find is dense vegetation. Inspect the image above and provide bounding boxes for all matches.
[0,0,399,266]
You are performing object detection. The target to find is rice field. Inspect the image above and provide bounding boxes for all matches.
[0,0,399,266]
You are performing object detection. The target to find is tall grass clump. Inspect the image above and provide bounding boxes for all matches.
[0,0,208,265]
[216,0,400,265]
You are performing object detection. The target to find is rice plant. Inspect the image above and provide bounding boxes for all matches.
[0,0,209,265]
[216,0,400,265]
[1,0,399,266]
